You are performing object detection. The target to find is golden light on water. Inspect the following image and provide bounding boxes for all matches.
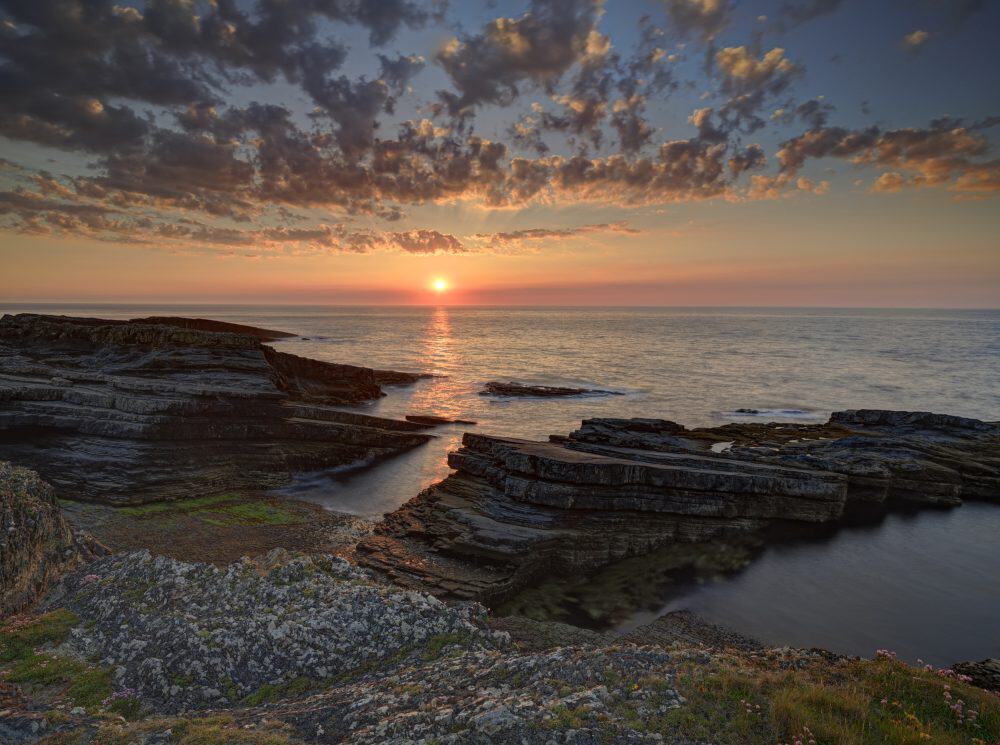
[431,277,448,293]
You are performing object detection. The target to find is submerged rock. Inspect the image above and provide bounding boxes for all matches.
[479,381,623,397]
[406,414,478,426]
[0,314,432,503]
[357,409,999,603]
[0,462,105,617]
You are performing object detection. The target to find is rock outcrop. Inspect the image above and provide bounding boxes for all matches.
[357,409,999,602]
[952,658,1000,693]
[0,314,433,503]
[0,462,105,617]
[480,381,622,397]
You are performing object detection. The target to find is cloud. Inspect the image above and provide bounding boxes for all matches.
[773,0,846,32]
[776,119,1000,195]
[473,220,640,249]
[435,0,603,116]
[661,0,731,42]
[901,30,931,52]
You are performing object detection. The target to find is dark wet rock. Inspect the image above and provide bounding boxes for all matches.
[358,409,998,603]
[480,381,623,397]
[128,316,296,340]
[356,431,846,602]
[621,611,764,652]
[1,462,106,617]
[406,414,478,426]
[952,658,1000,693]
[0,314,432,503]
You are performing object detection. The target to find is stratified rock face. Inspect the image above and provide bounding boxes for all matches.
[0,462,105,617]
[0,314,432,503]
[357,432,847,601]
[480,381,622,397]
[358,409,999,602]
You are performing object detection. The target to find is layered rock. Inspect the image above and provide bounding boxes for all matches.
[0,462,105,617]
[357,409,999,602]
[566,411,1000,504]
[0,314,432,503]
[357,432,847,601]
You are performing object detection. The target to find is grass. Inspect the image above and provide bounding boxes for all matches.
[84,715,298,745]
[1,610,114,709]
[653,654,1000,745]
[116,493,303,526]
[241,675,315,706]
[0,609,78,662]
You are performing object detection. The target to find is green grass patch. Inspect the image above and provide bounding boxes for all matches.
[117,493,240,517]
[241,675,315,706]
[8,652,113,707]
[116,493,304,527]
[656,655,1000,745]
[199,501,303,527]
[0,609,78,662]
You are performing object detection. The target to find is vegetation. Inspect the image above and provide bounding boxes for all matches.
[654,653,1000,745]
[1,610,114,710]
[117,493,303,526]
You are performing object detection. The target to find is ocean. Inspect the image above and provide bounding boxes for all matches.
[4,303,999,663]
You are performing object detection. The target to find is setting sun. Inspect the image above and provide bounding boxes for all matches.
[432,277,448,293]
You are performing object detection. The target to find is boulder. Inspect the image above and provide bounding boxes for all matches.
[0,462,105,617]
[0,314,432,503]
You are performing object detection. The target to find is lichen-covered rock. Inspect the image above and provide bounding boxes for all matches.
[0,462,105,617]
[45,549,507,712]
[0,314,433,503]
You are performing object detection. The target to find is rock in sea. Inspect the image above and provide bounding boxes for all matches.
[0,314,433,504]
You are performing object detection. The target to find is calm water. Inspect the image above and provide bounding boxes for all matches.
[4,304,999,662]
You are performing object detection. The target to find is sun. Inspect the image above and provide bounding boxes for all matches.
[431,277,449,293]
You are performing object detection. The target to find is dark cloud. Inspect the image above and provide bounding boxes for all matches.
[435,0,603,117]
[773,0,846,33]
[661,0,731,42]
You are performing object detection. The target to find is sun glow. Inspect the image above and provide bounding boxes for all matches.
[431,277,449,293]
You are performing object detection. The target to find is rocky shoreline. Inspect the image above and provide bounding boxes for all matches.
[0,314,998,744]
[356,410,999,603]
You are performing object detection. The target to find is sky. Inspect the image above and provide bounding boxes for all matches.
[0,0,998,306]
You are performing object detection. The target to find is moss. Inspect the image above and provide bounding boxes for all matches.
[0,609,79,662]
[199,501,303,527]
[421,631,475,661]
[241,675,315,706]
[8,651,113,707]
[117,493,240,517]
[35,733,84,745]
[105,695,143,721]
[116,492,304,527]
[92,715,296,745]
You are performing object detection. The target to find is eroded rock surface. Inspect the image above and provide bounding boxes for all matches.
[0,314,432,503]
[0,462,105,617]
[43,549,506,713]
[357,409,999,602]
